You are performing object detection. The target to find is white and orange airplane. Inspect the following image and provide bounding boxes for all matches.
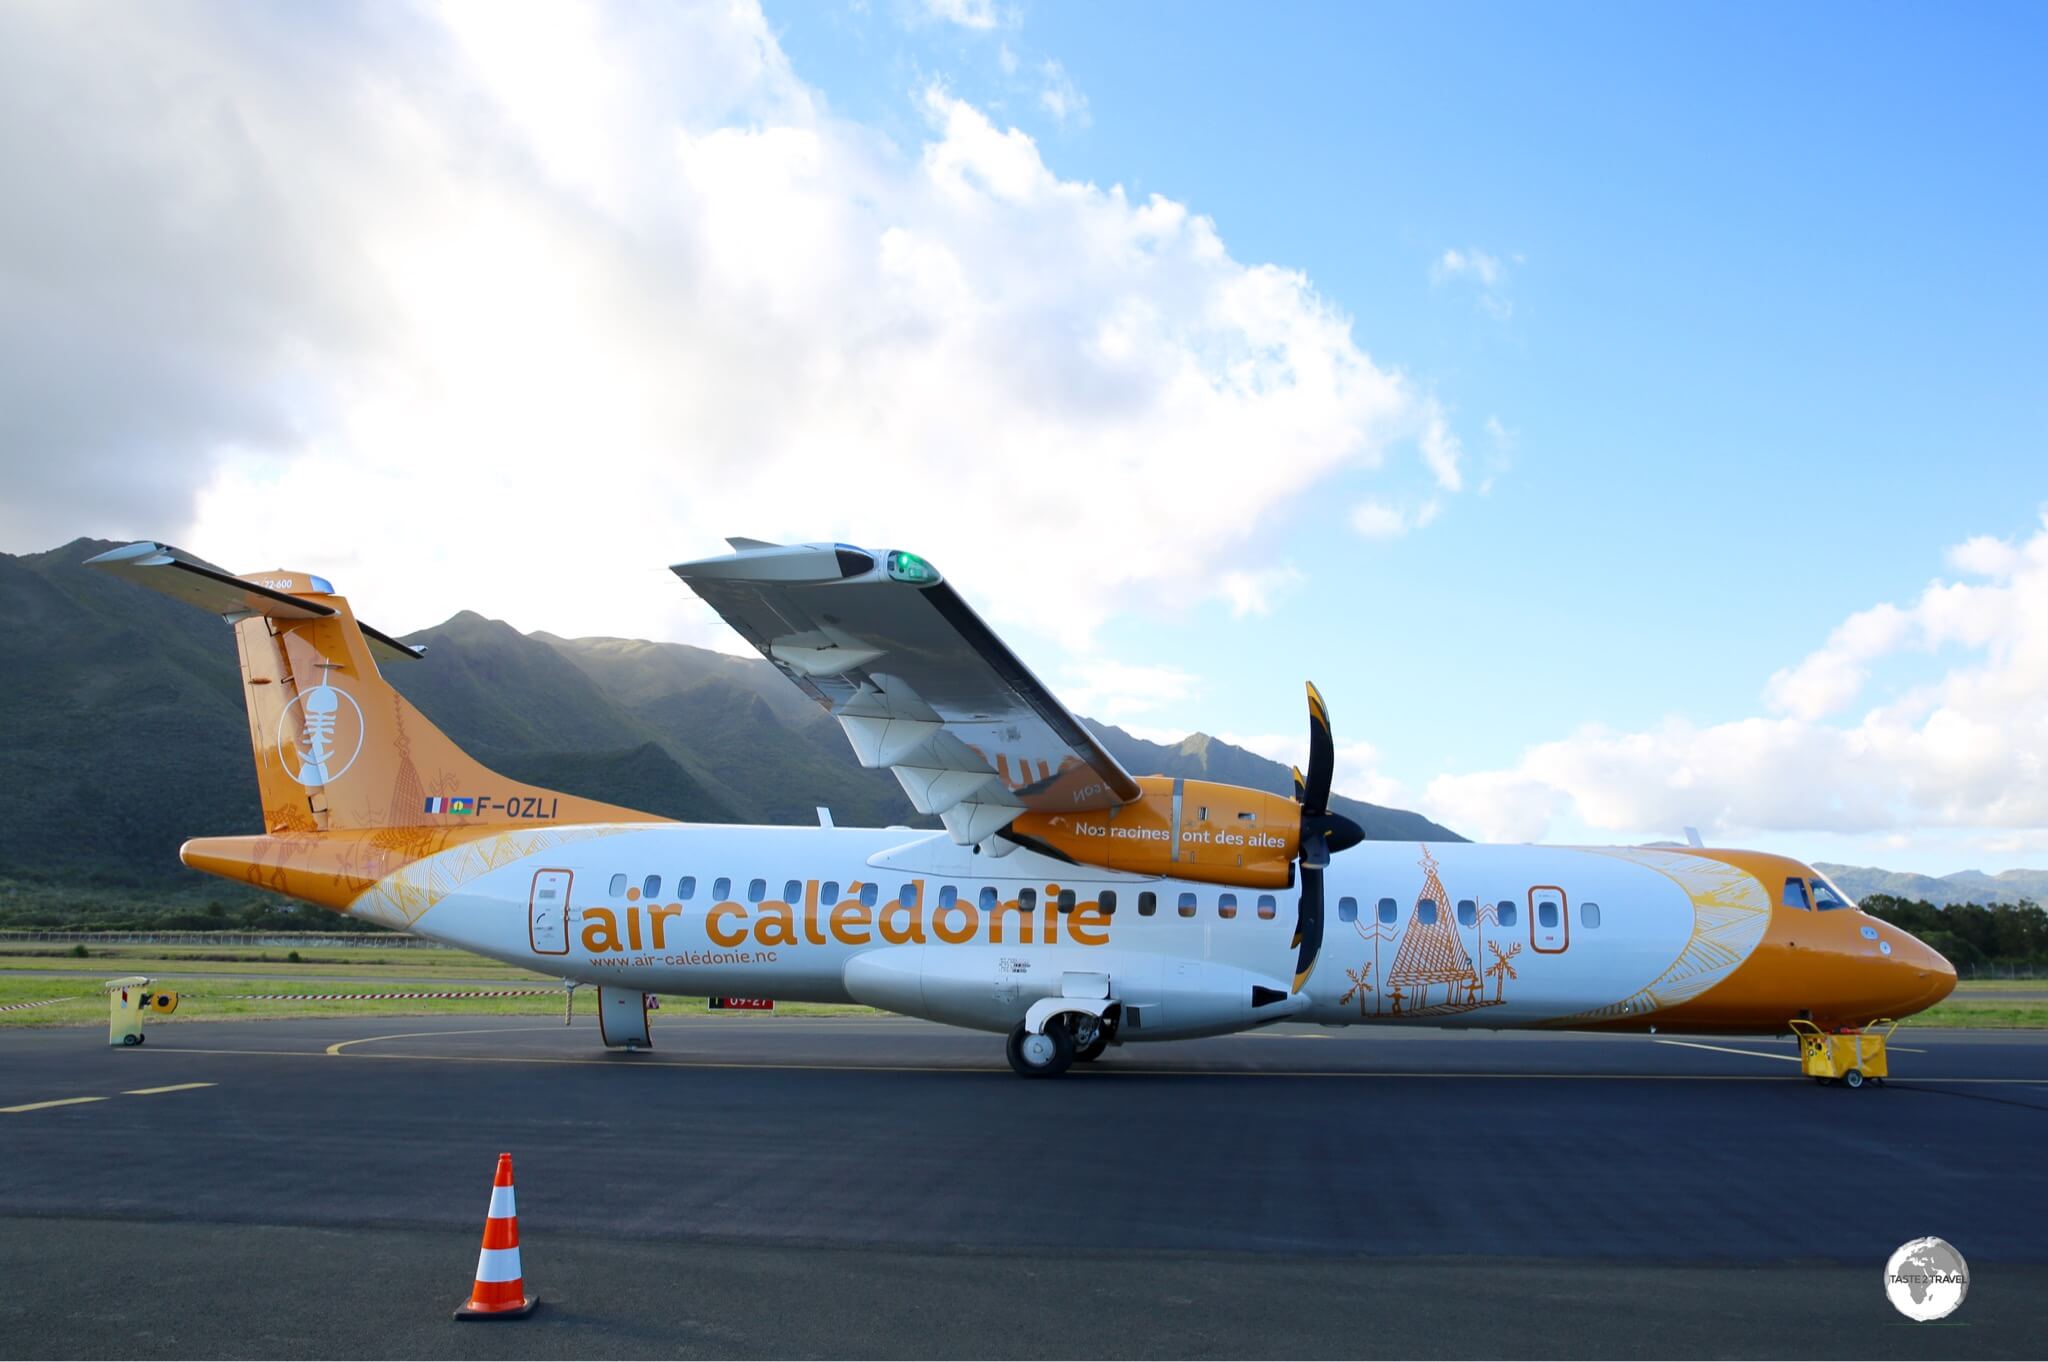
[91,538,1956,1076]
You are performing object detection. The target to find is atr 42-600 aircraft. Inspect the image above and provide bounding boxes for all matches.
[92,539,1956,1076]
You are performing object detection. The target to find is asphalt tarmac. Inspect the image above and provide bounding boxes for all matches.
[2,1014,2043,1358]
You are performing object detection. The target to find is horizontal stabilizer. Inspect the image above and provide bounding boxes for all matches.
[86,541,423,662]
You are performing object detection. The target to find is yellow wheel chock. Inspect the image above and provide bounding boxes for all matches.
[1790,1018,1897,1088]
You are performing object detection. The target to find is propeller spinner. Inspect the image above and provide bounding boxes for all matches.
[1290,682,1365,992]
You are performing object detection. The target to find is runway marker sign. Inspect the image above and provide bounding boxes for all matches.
[709,998,774,1011]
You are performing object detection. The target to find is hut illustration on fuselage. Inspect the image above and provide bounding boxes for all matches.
[1380,847,1502,1018]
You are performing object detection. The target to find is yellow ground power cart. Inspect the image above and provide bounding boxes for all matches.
[1790,1018,1896,1088]
[104,975,177,1047]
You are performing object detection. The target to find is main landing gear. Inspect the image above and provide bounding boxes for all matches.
[1005,1012,1114,1078]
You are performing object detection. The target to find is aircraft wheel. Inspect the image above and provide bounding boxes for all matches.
[1068,1014,1108,1062]
[1007,1019,1074,1078]
[1843,1068,1864,1089]
[121,1033,142,1047]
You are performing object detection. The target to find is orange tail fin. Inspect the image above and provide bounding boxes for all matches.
[88,542,662,835]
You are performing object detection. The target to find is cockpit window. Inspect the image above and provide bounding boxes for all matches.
[1782,878,1811,910]
[1811,877,1853,911]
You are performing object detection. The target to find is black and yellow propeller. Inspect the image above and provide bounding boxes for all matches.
[1290,682,1365,992]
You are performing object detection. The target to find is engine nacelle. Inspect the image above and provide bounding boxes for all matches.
[842,943,1305,1039]
[1008,776,1298,888]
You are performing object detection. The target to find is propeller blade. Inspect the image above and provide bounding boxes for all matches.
[1304,681,1334,816]
[1291,764,1306,806]
[1293,861,1325,992]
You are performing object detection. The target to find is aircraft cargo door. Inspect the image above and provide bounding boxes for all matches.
[530,869,572,955]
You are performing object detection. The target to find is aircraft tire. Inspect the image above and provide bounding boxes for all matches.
[1007,1019,1074,1078]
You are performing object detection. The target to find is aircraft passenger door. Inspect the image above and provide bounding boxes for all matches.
[530,869,572,955]
[1529,885,1569,954]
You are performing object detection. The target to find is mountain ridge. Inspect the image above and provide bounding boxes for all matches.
[1818,862,2048,908]
[0,538,1459,910]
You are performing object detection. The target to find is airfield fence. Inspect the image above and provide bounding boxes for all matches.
[0,930,429,948]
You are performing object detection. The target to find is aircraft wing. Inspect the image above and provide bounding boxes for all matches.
[671,541,1141,842]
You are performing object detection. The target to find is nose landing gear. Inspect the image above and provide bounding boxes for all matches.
[1007,1018,1075,1078]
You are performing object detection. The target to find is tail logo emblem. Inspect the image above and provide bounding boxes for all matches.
[277,681,365,787]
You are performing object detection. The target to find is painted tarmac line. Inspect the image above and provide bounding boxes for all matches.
[325,1025,566,1056]
[120,1082,216,1096]
[1,1096,108,1114]
[4,1081,217,1113]
[76,1041,2048,1084]
[1652,1038,1801,1063]
[138,1043,2022,1083]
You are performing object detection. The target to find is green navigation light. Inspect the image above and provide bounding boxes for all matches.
[885,550,940,585]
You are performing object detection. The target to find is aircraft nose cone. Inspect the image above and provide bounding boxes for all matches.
[1889,930,1957,1017]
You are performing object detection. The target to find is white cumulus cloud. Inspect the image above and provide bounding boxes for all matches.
[921,0,1000,30]
[1432,246,1514,320]
[1351,498,1440,540]
[1425,513,2048,849]
[1038,59,1089,126]
[0,0,1435,669]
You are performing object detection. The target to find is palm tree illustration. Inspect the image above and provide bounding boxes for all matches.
[1485,940,1521,1002]
[1353,918,1396,1015]
[1340,964,1374,1016]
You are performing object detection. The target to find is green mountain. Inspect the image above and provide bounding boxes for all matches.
[1082,725,1456,845]
[1818,863,2048,908]
[0,538,1458,919]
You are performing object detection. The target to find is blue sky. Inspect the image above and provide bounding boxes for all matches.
[2,1,2041,872]
[767,0,2048,871]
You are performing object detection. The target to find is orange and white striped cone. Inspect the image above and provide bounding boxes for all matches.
[453,1152,537,1319]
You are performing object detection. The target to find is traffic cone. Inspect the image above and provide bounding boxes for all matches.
[453,1153,537,1319]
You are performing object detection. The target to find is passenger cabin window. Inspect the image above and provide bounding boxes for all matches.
[1338,896,1357,923]
[1100,890,1117,916]
[1058,889,1077,914]
[747,878,766,903]
[898,883,919,908]
[1178,892,1197,918]
[1418,899,1439,926]
[1138,891,1157,917]
[1378,897,1399,924]
[979,886,999,911]
[1019,888,1038,911]
[939,885,958,909]
[713,876,732,900]
[1456,899,1477,927]
[1783,878,1812,910]
[858,882,878,908]
[1496,900,1518,927]
[1537,899,1560,928]
[1258,894,1277,920]
[609,873,627,896]
[1812,878,1852,911]
[1581,901,1602,928]
[783,879,801,903]
[678,876,697,901]
[1218,893,1238,920]
[643,875,662,899]
[820,881,838,904]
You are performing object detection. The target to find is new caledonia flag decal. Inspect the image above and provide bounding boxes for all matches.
[425,797,476,815]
